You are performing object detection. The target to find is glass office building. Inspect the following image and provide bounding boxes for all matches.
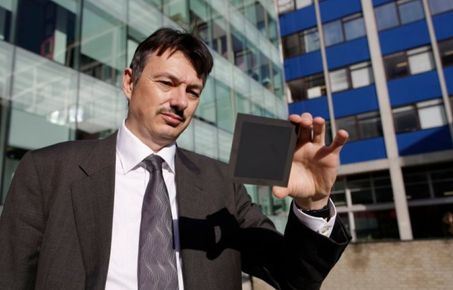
[0,0,289,226]
[278,0,453,241]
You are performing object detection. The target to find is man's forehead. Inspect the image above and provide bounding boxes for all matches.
[144,50,204,84]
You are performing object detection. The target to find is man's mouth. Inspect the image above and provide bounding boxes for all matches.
[160,110,185,126]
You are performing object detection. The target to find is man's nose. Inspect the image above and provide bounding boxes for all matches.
[169,86,188,110]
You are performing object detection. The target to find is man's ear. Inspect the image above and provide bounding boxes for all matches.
[122,68,134,101]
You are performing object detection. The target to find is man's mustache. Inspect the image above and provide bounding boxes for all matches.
[158,107,186,121]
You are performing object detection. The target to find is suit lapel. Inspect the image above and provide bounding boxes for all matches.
[71,133,117,290]
[175,148,203,218]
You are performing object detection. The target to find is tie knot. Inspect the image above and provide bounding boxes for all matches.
[143,155,164,172]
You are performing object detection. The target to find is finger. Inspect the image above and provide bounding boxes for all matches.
[272,186,289,199]
[297,113,313,145]
[312,117,325,145]
[327,129,349,154]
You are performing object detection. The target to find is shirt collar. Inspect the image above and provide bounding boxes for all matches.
[116,120,176,174]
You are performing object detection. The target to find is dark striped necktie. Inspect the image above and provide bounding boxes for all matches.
[138,155,178,290]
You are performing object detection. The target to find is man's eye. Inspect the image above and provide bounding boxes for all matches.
[158,80,172,86]
[188,91,200,98]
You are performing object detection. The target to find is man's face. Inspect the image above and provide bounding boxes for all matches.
[123,50,203,151]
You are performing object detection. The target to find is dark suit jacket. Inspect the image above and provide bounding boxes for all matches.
[0,133,350,290]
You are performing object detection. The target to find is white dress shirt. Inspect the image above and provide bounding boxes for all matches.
[105,121,336,290]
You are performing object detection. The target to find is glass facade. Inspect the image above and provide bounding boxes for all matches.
[0,0,288,222]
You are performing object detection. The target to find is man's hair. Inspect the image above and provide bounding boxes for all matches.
[129,27,214,84]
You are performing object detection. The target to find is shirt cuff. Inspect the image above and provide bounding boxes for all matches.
[292,199,337,237]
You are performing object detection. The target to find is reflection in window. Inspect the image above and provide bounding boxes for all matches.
[211,19,228,59]
[358,112,382,139]
[418,99,447,129]
[215,80,234,132]
[351,62,374,88]
[429,0,453,15]
[330,69,348,92]
[196,78,216,123]
[16,0,77,67]
[404,171,431,199]
[392,99,448,133]
[375,2,399,30]
[80,1,126,85]
[296,0,312,9]
[393,106,419,133]
[304,28,320,53]
[336,116,358,141]
[404,163,453,202]
[0,3,12,42]
[410,203,453,239]
[384,46,434,80]
[277,0,312,14]
[329,62,374,93]
[438,38,453,67]
[277,0,294,14]
[336,111,382,141]
[384,52,409,79]
[163,0,189,27]
[344,14,366,41]
[408,46,434,74]
[323,20,343,47]
[398,0,424,25]
[354,209,399,241]
[288,73,325,101]
[282,27,319,58]
[375,0,424,31]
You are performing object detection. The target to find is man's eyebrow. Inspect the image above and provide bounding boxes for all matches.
[155,73,203,91]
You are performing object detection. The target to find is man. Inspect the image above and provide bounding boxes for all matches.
[0,28,350,290]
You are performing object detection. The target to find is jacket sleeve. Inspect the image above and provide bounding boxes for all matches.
[0,152,45,289]
[234,183,350,290]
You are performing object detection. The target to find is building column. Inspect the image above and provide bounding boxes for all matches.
[361,0,413,240]
[314,0,337,134]
[422,0,453,144]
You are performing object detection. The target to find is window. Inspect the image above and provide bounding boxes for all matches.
[393,99,448,133]
[375,0,425,31]
[417,99,447,129]
[324,20,343,46]
[288,73,325,101]
[336,111,383,141]
[407,47,434,74]
[357,112,382,139]
[438,38,453,67]
[322,14,366,47]
[344,14,366,41]
[16,0,78,67]
[329,62,374,93]
[330,69,349,92]
[351,62,374,88]
[282,33,300,58]
[277,0,295,14]
[0,4,12,42]
[429,0,453,15]
[431,168,453,198]
[355,209,399,241]
[384,52,409,79]
[296,0,312,9]
[393,106,419,132]
[375,2,399,30]
[384,46,434,80]
[398,0,424,25]
[282,27,319,58]
[303,28,320,53]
